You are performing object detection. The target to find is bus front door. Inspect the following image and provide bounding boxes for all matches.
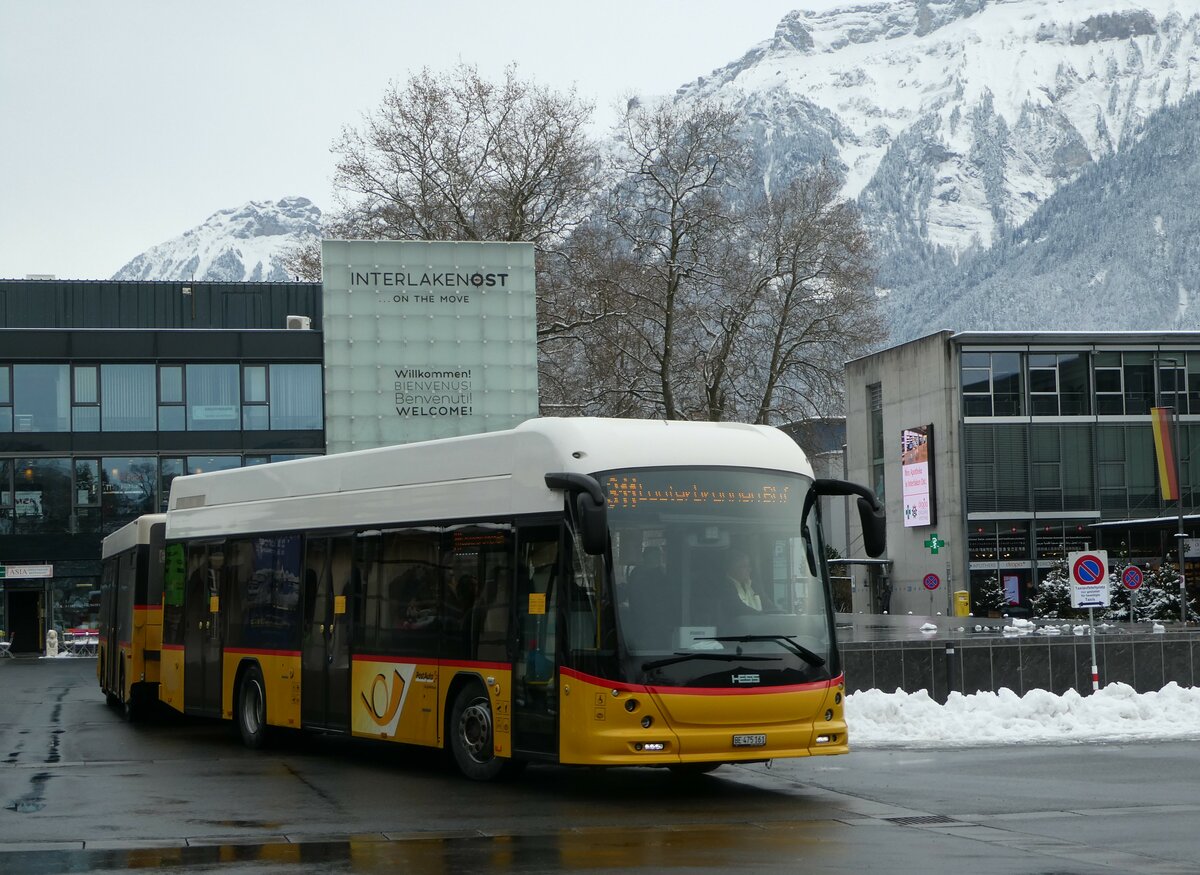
[301,537,352,731]
[512,528,560,758]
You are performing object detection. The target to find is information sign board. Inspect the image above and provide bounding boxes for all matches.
[1068,550,1110,609]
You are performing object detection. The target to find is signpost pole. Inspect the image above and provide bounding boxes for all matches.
[1088,606,1099,692]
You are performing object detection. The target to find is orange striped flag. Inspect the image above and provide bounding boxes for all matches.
[1151,407,1179,501]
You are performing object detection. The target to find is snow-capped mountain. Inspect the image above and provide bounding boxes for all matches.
[111,197,320,282]
[679,0,1200,283]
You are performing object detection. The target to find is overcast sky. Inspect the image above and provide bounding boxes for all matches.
[0,0,838,281]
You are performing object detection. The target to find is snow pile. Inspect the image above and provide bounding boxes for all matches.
[847,682,1200,749]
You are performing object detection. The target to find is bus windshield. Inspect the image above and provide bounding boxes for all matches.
[601,467,835,689]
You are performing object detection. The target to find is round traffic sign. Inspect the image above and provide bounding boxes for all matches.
[1122,566,1144,590]
[1072,554,1105,585]
[922,573,940,591]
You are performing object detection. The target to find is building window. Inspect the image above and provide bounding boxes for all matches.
[269,364,322,430]
[243,365,269,430]
[961,352,1023,417]
[160,458,185,512]
[964,424,1029,513]
[187,455,241,475]
[72,365,100,432]
[0,365,10,433]
[186,364,241,431]
[101,364,156,431]
[13,365,70,432]
[1029,353,1090,416]
[13,458,72,533]
[1157,356,1189,414]
[1096,352,1155,415]
[101,457,157,534]
[0,459,12,535]
[74,459,102,534]
[868,383,885,502]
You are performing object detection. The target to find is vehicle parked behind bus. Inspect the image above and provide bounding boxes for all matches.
[153,417,884,779]
[98,514,166,720]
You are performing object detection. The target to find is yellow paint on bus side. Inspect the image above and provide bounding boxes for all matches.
[159,647,185,712]
[557,672,848,766]
[349,661,514,758]
[221,651,302,728]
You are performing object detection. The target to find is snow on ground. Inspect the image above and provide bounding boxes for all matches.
[847,682,1200,749]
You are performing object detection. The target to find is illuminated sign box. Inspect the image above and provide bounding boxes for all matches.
[900,424,936,528]
[321,240,538,453]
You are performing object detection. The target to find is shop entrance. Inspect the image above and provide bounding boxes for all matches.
[6,589,44,653]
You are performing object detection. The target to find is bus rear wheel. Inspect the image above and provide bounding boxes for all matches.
[449,684,513,781]
[236,664,269,749]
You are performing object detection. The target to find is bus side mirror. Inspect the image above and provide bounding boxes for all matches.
[576,492,607,556]
[545,472,608,556]
[810,478,887,559]
[857,496,887,558]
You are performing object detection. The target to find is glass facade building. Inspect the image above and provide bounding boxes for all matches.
[0,280,324,652]
[845,331,1200,617]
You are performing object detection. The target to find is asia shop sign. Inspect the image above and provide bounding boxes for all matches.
[321,240,538,453]
[900,424,936,528]
[0,565,53,580]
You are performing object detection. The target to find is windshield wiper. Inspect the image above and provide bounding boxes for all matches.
[695,635,826,668]
[641,652,778,671]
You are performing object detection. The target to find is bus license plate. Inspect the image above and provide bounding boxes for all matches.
[733,733,767,747]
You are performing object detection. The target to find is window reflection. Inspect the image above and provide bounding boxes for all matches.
[14,365,70,432]
[101,457,157,534]
[13,458,72,534]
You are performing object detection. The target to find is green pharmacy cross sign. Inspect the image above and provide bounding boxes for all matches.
[923,533,947,555]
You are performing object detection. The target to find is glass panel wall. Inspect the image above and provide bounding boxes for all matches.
[13,365,70,432]
[12,458,72,533]
[186,364,241,431]
[101,457,157,534]
[270,364,322,430]
[102,365,156,431]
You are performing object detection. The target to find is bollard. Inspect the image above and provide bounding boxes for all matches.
[944,641,956,702]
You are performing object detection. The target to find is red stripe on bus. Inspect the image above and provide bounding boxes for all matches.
[224,647,301,658]
[162,644,184,651]
[133,605,162,611]
[560,666,843,696]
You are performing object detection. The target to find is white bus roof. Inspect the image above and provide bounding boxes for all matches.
[165,417,812,541]
[101,514,167,560]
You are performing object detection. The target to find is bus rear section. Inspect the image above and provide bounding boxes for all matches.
[98,514,166,720]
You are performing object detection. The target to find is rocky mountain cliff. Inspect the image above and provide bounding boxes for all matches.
[679,0,1200,289]
[110,197,320,282]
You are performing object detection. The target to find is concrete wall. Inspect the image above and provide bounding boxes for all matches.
[846,330,966,615]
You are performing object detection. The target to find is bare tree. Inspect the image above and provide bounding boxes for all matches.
[329,63,598,245]
[704,165,884,425]
[605,97,752,419]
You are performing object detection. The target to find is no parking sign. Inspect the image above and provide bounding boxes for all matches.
[1068,550,1111,609]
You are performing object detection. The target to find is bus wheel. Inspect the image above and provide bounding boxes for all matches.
[236,664,269,749]
[449,685,510,781]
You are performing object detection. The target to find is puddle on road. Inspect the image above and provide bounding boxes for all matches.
[5,772,52,815]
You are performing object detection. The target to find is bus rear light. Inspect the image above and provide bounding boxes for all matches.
[641,715,653,728]
[635,742,665,752]
[816,734,839,744]
[825,709,834,721]
[625,698,639,712]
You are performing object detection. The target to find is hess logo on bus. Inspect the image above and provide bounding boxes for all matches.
[731,673,760,685]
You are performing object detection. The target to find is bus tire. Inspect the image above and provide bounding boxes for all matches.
[449,684,511,781]
[236,664,269,749]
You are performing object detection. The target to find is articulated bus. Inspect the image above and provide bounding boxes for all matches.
[98,513,166,720]
[155,417,885,779]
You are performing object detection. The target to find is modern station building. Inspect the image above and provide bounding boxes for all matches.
[1,241,540,653]
[0,279,325,652]
[845,330,1200,617]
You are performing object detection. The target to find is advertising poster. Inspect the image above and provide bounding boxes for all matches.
[900,424,936,528]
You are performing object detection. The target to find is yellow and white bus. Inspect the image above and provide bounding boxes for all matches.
[98,513,166,720]
[156,417,884,779]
